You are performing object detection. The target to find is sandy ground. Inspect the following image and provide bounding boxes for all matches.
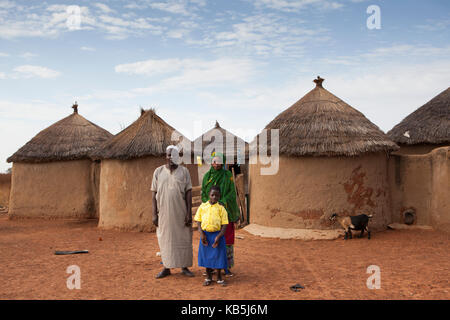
[0,213,449,300]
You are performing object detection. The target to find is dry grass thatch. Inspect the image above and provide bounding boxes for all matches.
[260,77,399,157]
[193,121,249,160]
[91,108,189,160]
[387,87,450,145]
[7,105,113,163]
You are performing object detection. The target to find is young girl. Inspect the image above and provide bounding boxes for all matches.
[194,185,228,286]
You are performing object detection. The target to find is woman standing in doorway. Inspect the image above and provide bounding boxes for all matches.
[201,152,240,276]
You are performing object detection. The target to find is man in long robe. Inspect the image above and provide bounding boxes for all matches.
[151,145,194,278]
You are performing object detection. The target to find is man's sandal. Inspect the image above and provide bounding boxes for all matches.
[155,269,171,279]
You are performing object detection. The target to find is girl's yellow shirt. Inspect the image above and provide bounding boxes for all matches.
[194,201,229,232]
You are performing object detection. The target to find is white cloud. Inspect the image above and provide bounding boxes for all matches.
[115,58,185,76]
[12,65,61,79]
[80,46,96,51]
[167,29,189,38]
[0,0,15,9]
[0,3,166,40]
[20,52,37,59]
[0,52,9,57]
[195,13,326,57]
[149,1,190,15]
[253,0,344,12]
[415,19,450,32]
[115,58,256,94]
[362,44,450,59]
[94,3,115,14]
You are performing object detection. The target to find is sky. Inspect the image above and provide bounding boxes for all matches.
[0,0,449,172]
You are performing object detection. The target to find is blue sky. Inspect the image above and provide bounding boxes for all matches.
[0,0,449,171]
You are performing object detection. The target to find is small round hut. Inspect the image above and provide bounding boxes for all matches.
[7,103,113,219]
[193,121,249,186]
[387,87,450,154]
[249,77,399,231]
[193,121,250,223]
[386,87,449,231]
[92,108,192,232]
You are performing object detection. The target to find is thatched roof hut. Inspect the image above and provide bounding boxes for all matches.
[91,108,187,160]
[193,121,250,202]
[264,76,398,157]
[249,77,398,231]
[387,87,450,153]
[7,103,113,219]
[0,173,11,208]
[8,104,112,163]
[95,108,195,232]
[193,121,249,164]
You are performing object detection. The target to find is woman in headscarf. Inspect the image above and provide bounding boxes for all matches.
[201,152,240,276]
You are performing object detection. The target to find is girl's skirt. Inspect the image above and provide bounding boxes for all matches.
[198,230,228,269]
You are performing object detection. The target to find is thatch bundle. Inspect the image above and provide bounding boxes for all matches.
[7,104,113,163]
[262,77,398,157]
[193,121,248,162]
[387,87,450,145]
[91,108,188,160]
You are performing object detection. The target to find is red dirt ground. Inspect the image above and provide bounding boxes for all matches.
[0,213,448,300]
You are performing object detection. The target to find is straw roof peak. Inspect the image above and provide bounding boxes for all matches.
[313,76,324,88]
[261,77,398,157]
[91,107,188,160]
[387,87,450,145]
[193,121,249,159]
[72,102,78,114]
[8,105,113,163]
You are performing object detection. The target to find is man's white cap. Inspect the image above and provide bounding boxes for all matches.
[166,145,179,152]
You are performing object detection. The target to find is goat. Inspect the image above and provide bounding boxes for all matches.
[329,213,373,240]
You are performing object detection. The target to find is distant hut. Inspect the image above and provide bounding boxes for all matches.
[0,173,11,209]
[7,103,113,218]
[387,87,450,154]
[193,121,249,187]
[193,121,250,222]
[386,88,449,230]
[92,108,193,232]
[249,77,399,231]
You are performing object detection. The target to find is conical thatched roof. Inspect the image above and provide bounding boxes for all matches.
[261,77,398,157]
[193,121,249,161]
[387,87,450,145]
[91,108,188,160]
[7,104,113,163]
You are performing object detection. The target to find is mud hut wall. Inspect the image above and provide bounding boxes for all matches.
[430,147,450,232]
[185,163,199,187]
[388,153,432,226]
[90,161,101,218]
[98,156,166,232]
[249,154,391,231]
[395,144,448,155]
[240,163,249,194]
[8,160,95,218]
[0,173,11,207]
[388,147,450,232]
